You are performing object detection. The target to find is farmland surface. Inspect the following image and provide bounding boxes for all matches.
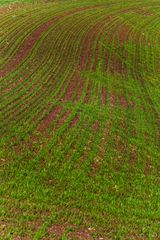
[0,0,160,239]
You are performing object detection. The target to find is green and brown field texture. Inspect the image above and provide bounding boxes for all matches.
[0,0,160,239]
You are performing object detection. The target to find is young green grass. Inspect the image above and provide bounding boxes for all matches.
[0,0,160,239]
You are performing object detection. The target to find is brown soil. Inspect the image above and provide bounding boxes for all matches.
[130,100,135,109]
[63,71,80,101]
[114,23,132,45]
[0,5,100,78]
[78,30,93,71]
[1,73,28,95]
[103,51,109,73]
[109,55,116,75]
[85,80,92,103]
[78,16,110,72]
[101,86,107,106]
[70,114,80,127]
[145,157,152,175]
[47,224,66,239]
[92,121,99,132]
[119,95,128,108]
[0,18,57,78]
[129,144,138,165]
[76,76,86,101]
[135,8,155,17]
[91,19,109,72]
[94,83,99,103]
[57,110,71,125]
[45,224,94,240]
[109,54,127,77]
[110,91,116,107]
[14,236,30,240]
[37,106,62,132]
[68,228,93,240]
[91,156,101,171]
[103,21,131,76]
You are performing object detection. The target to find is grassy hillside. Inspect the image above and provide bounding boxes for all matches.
[0,0,160,239]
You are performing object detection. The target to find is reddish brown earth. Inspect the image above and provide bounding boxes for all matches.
[79,16,109,71]
[91,157,101,171]
[0,5,101,79]
[78,29,94,71]
[92,121,99,132]
[101,86,107,106]
[37,106,63,132]
[114,23,132,45]
[93,83,99,103]
[130,100,135,109]
[68,228,94,240]
[57,110,71,125]
[44,224,95,240]
[119,95,128,108]
[87,18,109,72]
[0,18,57,78]
[46,224,66,239]
[129,144,138,165]
[126,232,148,240]
[99,19,132,76]
[145,157,152,175]
[110,91,116,107]
[103,21,131,76]
[85,80,92,103]
[109,54,127,77]
[14,236,30,240]
[1,72,29,95]
[4,80,50,120]
[103,51,109,73]
[63,71,80,101]
[70,114,80,127]
[76,76,86,101]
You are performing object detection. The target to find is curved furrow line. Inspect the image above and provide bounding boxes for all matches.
[1,2,160,238]
[2,5,102,87]
[0,6,159,165]
[0,8,104,126]
[92,15,135,105]
[0,16,65,77]
[0,5,99,77]
[0,11,93,111]
[1,6,125,113]
[0,7,91,97]
[0,6,64,69]
[0,11,78,97]
[60,16,117,104]
[39,109,96,163]
[62,12,134,105]
[2,9,109,115]
[19,12,116,125]
[138,18,160,174]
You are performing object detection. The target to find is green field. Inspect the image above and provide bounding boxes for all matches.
[0,0,160,239]
[0,0,32,5]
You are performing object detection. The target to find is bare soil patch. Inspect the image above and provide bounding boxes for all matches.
[101,86,107,106]
[38,106,62,132]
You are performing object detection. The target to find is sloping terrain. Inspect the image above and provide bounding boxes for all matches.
[0,0,160,239]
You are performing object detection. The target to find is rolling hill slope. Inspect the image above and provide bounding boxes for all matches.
[0,0,160,239]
